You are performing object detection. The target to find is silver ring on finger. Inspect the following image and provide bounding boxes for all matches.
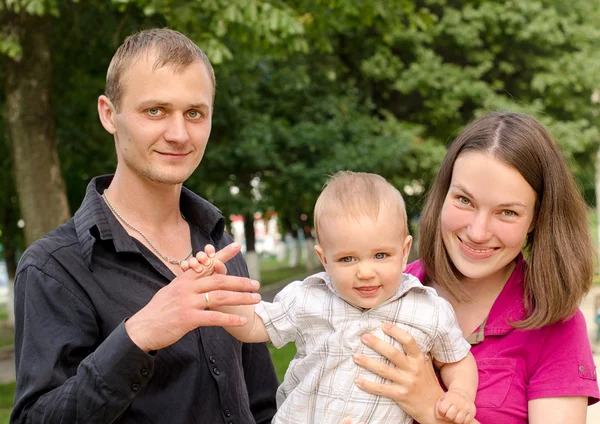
[205,292,211,309]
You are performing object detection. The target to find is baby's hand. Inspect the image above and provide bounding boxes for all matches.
[436,389,476,424]
[181,244,228,277]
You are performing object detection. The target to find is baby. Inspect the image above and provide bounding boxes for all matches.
[184,171,477,424]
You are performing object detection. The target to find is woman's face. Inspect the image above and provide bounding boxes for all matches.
[440,151,537,283]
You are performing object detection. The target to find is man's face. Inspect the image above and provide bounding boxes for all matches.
[99,52,214,186]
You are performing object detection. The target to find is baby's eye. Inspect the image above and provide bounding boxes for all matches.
[374,253,388,259]
[340,257,354,263]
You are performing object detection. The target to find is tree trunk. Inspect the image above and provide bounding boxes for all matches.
[243,212,260,281]
[596,148,600,274]
[4,12,70,246]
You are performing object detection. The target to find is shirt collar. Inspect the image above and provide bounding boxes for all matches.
[483,253,528,336]
[74,175,226,270]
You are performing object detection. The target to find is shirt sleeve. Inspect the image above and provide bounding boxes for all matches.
[431,297,471,364]
[11,264,155,423]
[527,309,599,404]
[255,280,303,348]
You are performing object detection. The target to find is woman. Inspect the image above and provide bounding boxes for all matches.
[351,112,599,423]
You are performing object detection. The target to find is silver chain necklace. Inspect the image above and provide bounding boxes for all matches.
[102,190,193,265]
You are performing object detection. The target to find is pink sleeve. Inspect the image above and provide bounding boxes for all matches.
[527,309,599,404]
[405,260,426,282]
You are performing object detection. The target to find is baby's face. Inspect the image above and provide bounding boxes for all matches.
[314,208,412,309]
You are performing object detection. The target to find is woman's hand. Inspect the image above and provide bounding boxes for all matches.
[352,323,445,424]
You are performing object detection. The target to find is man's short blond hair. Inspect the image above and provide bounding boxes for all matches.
[105,28,216,111]
[313,171,408,242]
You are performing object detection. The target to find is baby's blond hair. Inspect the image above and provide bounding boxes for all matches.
[314,171,408,243]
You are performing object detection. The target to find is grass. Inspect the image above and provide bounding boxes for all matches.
[268,343,297,383]
[259,256,322,287]
[0,382,14,422]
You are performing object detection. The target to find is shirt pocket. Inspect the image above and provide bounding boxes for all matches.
[475,357,517,408]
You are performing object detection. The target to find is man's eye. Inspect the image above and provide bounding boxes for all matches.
[188,110,201,119]
[148,108,160,116]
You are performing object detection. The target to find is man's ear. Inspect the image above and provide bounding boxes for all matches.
[98,95,117,135]
[314,244,328,270]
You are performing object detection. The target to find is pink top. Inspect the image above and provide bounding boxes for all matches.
[406,255,599,423]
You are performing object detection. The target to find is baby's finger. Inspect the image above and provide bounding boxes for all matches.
[453,410,467,424]
[196,251,212,267]
[204,244,216,258]
[443,404,458,421]
[188,257,204,273]
[180,260,190,271]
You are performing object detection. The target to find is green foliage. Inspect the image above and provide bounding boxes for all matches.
[3,0,600,251]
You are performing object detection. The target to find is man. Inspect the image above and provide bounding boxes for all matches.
[11,28,279,423]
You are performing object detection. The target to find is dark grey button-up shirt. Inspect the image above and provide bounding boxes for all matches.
[11,175,278,423]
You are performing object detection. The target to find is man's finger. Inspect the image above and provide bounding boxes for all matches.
[213,260,228,275]
[214,242,242,264]
[188,273,260,293]
[193,309,249,327]
[197,290,261,309]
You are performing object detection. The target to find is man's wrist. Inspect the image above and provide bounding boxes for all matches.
[124,317,152,353]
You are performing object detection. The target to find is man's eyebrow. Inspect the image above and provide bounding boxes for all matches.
[137,101,209,109]
[189,103,209,109]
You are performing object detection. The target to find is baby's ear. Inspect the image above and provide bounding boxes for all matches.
[314,245,328,269]
[401,235,413,269]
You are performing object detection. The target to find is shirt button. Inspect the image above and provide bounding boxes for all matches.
[140,368,149,377]
[213,367,220,375]
[209,356,216,364]
[131,383,140,392]
[224,409,231,417]
[579,365,585,373]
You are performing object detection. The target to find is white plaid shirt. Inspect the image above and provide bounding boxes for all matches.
[255,272,470,424]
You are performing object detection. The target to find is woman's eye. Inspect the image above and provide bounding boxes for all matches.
[502,210,517,217]
[458,196,470,205]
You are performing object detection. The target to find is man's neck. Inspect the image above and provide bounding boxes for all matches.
[105,170,185,231]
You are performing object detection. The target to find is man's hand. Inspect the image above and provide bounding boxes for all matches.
[125,242,260,352]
